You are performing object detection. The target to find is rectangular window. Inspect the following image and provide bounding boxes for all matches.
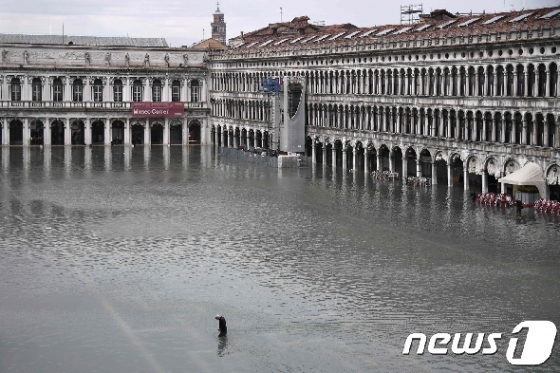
[11,85,21,101]
[152,86,161,102]
[114,85,122,102]
[191,87,199,102]
[172,86,180,102]
[32,84,42,102]
[73,86,83,102]
[133,86,142,102]
[93,86,103,102]
[53,85,63,102]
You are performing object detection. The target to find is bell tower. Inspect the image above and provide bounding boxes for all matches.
[211,3,227,45]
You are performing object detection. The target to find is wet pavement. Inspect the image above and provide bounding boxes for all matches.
[0,145,559,373]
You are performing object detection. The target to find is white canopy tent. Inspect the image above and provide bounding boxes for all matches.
[498,162,547,199]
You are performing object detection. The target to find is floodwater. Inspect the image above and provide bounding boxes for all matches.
[0,145,559,373]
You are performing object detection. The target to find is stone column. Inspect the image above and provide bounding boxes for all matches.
[402,155,407,180]
[163,118,169,145]
[332,147,336,171]
[482,171,488,194]
[322,146,327,170]
[364,150,369,173]
[522,117,528,145]
[124,118,130,145]
[532,118,538,146]
[377,154,382,172]
[544,120,549,147]
[44,118,51,146]
[389,152,393,172]
[64,119,71,145]
[500,171,505,194]
[104,120,111,145]
[352,148,357,171]
[143,79,150,102]
[311,141,316,164]
[144,124,151,145]
[342,147,347,172]
[431,162,437,185]
[523,67,529,97]
[183,120,188,146]
[416,159,422,178]
[447,163,452,187]
[464,166,469,191]
[22,118,29,146]
[84,118,91,145]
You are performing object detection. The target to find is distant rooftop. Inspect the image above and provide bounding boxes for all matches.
[0,33,169,48]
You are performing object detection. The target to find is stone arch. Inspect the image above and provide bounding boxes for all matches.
[188,120,202,144]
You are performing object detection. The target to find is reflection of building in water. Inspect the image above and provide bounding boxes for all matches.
[207,6,560,199]
[1,6,560,198]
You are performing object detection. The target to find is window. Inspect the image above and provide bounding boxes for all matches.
[113,80,123,102]
[133,80,142,102]
[93,79,103,102]
[32,78,42,102]
[53,78,63,102]
[172,80,181,102]
[191,80,200,102]
[152,79,162,102]
[72,79,83,102]
[11,78,21,101]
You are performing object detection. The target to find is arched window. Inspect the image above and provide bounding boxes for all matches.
[113,79,123,102]
[132,80,143,102]
[53,78,63,102]
[172,80,181,102]
[152,79,162,102]
[32,78,42,102]
[72,79,83,102]
[93,79,103,102]
[191,80,200,102]
[11,78,21,101]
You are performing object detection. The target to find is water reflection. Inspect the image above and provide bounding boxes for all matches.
[0,146,559,373]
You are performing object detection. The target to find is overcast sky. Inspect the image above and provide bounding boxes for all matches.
[0,0,557,47]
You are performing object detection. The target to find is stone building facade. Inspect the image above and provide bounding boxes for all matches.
[207,7,560,198]
[1,6,560,198]
[0,35,210,147]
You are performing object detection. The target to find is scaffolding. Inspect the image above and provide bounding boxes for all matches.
[400,4,423,24]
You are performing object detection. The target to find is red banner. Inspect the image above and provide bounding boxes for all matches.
[131,102,184,118]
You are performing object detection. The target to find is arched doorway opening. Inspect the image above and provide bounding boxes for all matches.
[30,120,44,145]
[419,149,432,178]
[248,129,255,148]
[346,143,354,169]
[547,165,560,201]
[434,152,447,184]
[51,120,64,145]
[393,147,403,175]
[234,127,241,148]
[450,154,464,186]
[325,143,333,166]
[151,124,163,144]
[263,132,270,149]
[189,121,201,144]
[111,121,124,145]
[71,120,84,145]
[316,141,324,164]
[170,121,182,145]
[9,120,23,145]
[333,140,343,168]
[367,146,377,172]
[354,142,364,171]
[91,120,105,144]
[378,145,390,171]
[405,148,417,178]
[131,124,144,145]
[485,157,500,193]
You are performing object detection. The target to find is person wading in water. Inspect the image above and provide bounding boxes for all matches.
[215,314,227,336]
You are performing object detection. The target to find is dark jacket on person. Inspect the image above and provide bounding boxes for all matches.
[218,316,227,334]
